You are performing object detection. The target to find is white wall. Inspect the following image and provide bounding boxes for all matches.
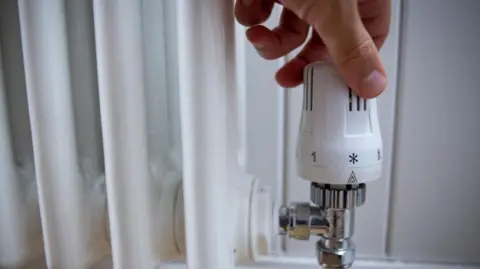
[244,0,480,265]
[388,0,480,263]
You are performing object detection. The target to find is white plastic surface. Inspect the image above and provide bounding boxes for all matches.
[173,177,275,264]
[249,179,275,260]
[296,62,383,184]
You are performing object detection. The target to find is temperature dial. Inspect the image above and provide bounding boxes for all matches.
[296,62,383,185]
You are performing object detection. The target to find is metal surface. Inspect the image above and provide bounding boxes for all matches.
[316,237,355,269]
[279,184,366,268]
[310,183,366,209]
[317,208,355,268]
[278,203,329,240]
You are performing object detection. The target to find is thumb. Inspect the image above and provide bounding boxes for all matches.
[280,0,387,98]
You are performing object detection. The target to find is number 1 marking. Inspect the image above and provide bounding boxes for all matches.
[311,152,316,162]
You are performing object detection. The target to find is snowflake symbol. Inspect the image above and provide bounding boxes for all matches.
[349,153,358,164]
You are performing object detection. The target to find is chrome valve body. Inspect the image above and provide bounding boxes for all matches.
[279,183,366,268]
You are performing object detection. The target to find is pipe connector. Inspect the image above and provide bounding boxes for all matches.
[278,183,367,269]
[278,203,328,240]
[317,237,355,269]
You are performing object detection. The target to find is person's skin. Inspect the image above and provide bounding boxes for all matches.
[235,0,391,99]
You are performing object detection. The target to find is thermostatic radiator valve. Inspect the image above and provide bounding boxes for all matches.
[278,62,383,268]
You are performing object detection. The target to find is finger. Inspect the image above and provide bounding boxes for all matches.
[328,26,387,99]
[360,0,391,49]
[275,32,328,88]
[361,4,391,49]
[362,16,390,49]
[358,0,390,19]
[235,0,276,26]
[246,8,309,60]
[280,0,387,98]
[274,34,386,88]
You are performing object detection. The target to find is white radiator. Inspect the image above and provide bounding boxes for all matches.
[0,0,277,268]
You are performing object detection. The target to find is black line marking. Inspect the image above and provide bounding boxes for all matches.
[364,99,367,111]
[348,88,353,111]
[309,67,313,111]
[304,86,307,110]
[356,95,360,111]
[347,171,358,184]
[303,77,308,110]
[303,69,307,110]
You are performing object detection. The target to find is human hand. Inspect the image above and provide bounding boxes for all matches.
[235,0,391,98]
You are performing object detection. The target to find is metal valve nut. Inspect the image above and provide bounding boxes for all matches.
[316,237,355,269]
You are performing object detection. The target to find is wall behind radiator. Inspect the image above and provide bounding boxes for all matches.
[243,0,480,265]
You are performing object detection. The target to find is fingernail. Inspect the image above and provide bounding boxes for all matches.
[255,49,264,57]
[361,70,386,97]
[242,0,254,7]
[253,43,265,57]
[252,42,264,50]
[254,44,265,56]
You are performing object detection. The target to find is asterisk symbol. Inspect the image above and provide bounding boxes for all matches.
[349,153,358,164]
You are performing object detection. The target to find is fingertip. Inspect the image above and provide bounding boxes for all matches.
[275,58,307,88]
[245,25,270,43]
[357,70,387,98]
[235,0,275,26]
[247,26,296,60]
[275,73,302,88]
[246,26,277,60]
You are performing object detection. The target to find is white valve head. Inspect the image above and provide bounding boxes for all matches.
[296,62,383,185]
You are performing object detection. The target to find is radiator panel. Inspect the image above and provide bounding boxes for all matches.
[0,0,181,268]
[18,0,106,267]
[0,1,43,267]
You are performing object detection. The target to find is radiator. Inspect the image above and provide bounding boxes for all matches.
[0,0,277,268]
